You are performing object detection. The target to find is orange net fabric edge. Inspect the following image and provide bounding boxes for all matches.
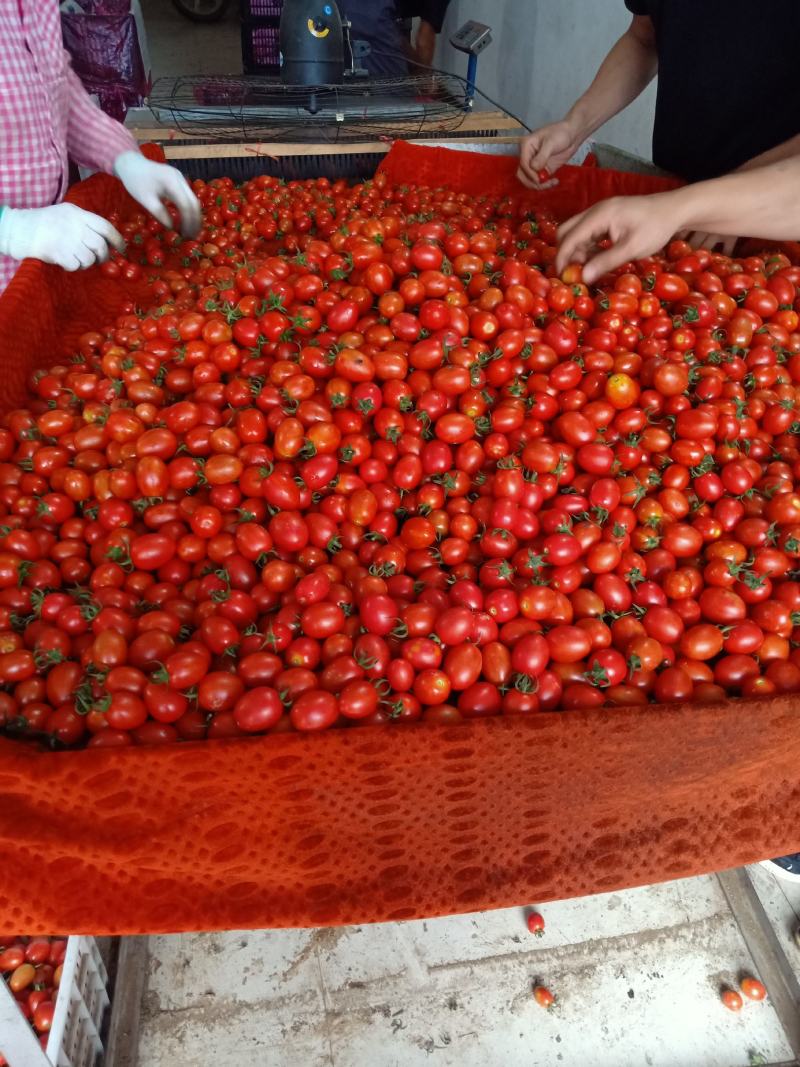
[377,143,800,264]
[2,697,799,936]
[377,141,683,208]
[0,143,798,935]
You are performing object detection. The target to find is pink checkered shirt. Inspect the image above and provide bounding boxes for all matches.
[0,0,138,290]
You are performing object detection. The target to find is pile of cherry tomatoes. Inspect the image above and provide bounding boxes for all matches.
[0,936,66,1060]
[0,167,799,749]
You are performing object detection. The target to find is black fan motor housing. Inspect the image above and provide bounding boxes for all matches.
[280,0,345,85]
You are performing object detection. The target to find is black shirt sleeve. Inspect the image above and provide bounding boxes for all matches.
[643,0,800,181]
[398,0,452,33]
[419,0,451,33]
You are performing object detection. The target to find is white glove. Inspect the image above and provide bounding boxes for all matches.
[114,151,202,238]
[0,202,125,271]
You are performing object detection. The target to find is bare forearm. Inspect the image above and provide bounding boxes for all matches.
[414,20,436,68]
[65,64,136,173]
[668,157,800,239]
[738,133,800,173]
[517,15,657,190]
[566,17,658,140]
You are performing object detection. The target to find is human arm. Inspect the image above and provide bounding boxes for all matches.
[413,18,437,67]
[408,1,450,71]
[413,18,439,67]
[680,132,800,254]
[64,66,201,237]
[555,156,800,283]
[63,66,139,174]
[0,66,130,270]
[517,15,658,189]
[0,203,124,270]
[738,133,800,173]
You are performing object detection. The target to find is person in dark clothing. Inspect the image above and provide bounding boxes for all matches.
[518,2,800,240]
[529,2,800,885]
[396,0,452,68]
[337,0,409,77]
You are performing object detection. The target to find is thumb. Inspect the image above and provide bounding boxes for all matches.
[555,209,609,273]
[139,193,174,231]
[520,132,543,167]
[556,208,590,246]
[86,214,126,255]
[581,242,634,286]
[530,131,561,172]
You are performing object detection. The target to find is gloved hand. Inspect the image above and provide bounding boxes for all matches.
[114,151,202,238]
[0,202,125,270]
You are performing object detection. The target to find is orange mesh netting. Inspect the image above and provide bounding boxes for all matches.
[377,142,800,263]
[377,141,684,210]
[0,143,799,936]
[0,175,151,412]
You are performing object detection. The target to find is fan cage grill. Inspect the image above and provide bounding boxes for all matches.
[148,73,473,144]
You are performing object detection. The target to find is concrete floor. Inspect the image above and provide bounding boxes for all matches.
[140,0,242,80]
[749,864,800,979]
[135,869,799,1067]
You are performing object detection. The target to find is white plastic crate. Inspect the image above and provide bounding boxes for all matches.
[0,937,109,1067]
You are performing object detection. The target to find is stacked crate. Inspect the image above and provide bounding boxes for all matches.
[0,938,109,1067]
[241,0,283,74]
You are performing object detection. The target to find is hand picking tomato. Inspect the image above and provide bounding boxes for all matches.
[0,168,797,753]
